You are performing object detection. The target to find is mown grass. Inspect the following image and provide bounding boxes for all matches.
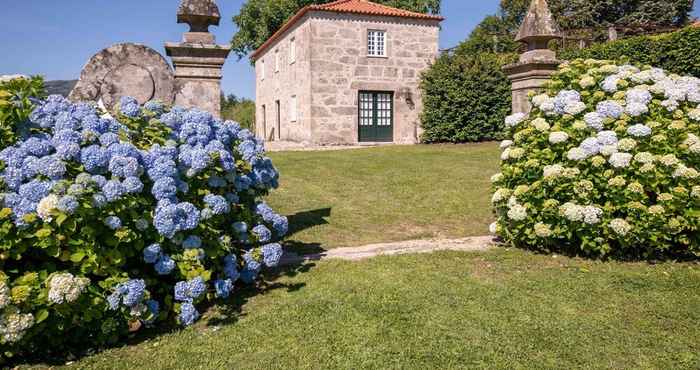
[266,143,499,250]
[59,249,700,370]
[19,144,700,369]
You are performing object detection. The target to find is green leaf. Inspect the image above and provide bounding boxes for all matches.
[35,228,52,238]
[35,309,49,323]
[70,251,86,263]
[0,208,12,219]
[56,213,68,226]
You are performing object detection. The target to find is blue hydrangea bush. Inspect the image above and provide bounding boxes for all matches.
[492,59,700,258]
[0,96,288,360]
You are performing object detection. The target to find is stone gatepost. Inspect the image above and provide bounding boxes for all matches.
[502,0,562,114]
[165,0,231,117]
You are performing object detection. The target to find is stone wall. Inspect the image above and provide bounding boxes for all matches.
[255,16,313,143]
[254,11,440,145]
[308,12,440,144]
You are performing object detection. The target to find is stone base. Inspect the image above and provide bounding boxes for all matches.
[165,41,231,117]
[503,59,561,114]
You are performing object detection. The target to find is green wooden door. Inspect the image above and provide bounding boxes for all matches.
[359,91,393,142]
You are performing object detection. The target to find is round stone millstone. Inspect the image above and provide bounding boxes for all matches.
[69,43,175,110]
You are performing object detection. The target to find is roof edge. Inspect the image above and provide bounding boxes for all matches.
[250,3,443,61]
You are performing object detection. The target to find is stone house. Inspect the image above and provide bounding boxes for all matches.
[251,0,443,145]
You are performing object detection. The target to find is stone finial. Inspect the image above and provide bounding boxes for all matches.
[177,0,221,32]
[502,0,562,114]
[515,0,561,51]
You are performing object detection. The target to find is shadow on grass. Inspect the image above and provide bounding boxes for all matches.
[498,237,700,263]
[286,207,331,237]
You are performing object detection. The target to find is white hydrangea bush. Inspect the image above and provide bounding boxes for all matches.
[491,59,700,258]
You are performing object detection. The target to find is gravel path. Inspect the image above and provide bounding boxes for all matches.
[280,236,496,265]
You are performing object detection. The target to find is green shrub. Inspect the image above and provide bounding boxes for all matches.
[0,95,288,362]
[420,52,516,143]
[560,27,700,77]
[491,59,700,259]
[0,76,46,148]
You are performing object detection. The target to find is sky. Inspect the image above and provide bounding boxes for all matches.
[1,1,699,100]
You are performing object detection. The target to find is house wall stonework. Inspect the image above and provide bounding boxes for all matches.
[255,16,313,143]
[254,11,440,145]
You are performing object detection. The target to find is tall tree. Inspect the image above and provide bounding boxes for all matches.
[231,0,441,60]
[458,0,694,55]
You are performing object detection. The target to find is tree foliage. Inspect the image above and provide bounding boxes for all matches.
[420,53,516,143]
[460,0,693,55]
[221,93,256,131]
[231,0,441,60]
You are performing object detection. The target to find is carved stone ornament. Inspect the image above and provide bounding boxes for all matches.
[69,43,175,110]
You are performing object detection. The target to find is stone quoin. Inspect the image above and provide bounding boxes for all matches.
[251,0,443,145]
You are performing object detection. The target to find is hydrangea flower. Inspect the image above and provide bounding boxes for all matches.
[143,243,162,264]
[119,96,141,118]
[581,113,602,132]
[252,224,272,243]
[56,195,78,214]
[262,243,283,267]
[174,277,206,303]
[505,113,526,128]
[223,254,240,281]
[507,204,527,221]
[203,194,230,215]
[214,279,233,299]
[104,216,122,230]
[627,124,652,137]
[179,302,199,326]
[154,255,176,275]
[47,273,90,304]
[240,252,262,284]
[609,153,632,168]
[548,131,569,144]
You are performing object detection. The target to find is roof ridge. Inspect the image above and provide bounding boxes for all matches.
[355,0,433,17]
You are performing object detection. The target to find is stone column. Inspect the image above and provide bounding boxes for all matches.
[165,0,231,117]
[502,0,562,114]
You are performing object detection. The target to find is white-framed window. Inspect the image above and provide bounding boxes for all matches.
[275,49,280,73]
[289,37,296,64]
[290,95,297,122]
[260,59,265,80]
[367,30,386,57]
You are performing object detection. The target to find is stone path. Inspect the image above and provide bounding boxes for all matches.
[279,236,496,265]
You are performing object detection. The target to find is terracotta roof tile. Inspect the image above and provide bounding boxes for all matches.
[251,0,442,60]
[308,0,443,21]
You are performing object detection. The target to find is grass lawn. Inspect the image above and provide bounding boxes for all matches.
[266,143,499,250]
[19,144,700,369]
[61,249,700,370]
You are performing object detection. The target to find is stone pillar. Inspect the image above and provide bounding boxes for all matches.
[502,0,562,114]
[165,0,231,117]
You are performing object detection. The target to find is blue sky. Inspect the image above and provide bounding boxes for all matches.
[1,1,699,99]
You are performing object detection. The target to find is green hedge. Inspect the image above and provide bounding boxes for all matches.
[419,52,517,143]
[560,27,700,77]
